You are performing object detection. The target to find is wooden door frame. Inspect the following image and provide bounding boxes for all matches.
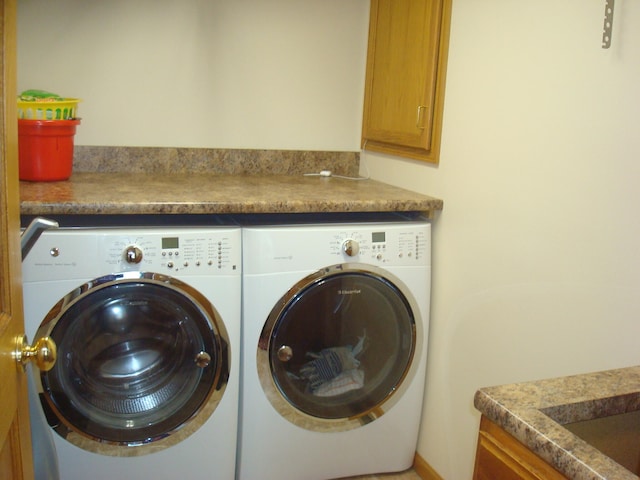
[0,0,35,477]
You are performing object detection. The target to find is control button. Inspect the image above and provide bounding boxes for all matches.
[50,247,60,257]
[342,239,360,257]
[167,261,174,269]
[124,245,143,264]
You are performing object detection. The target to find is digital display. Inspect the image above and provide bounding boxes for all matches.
[372,232,385,243]
[162,237,179,249]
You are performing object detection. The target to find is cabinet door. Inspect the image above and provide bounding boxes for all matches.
[1,0,35,477]
[473,416,567,480]
[362,0,448,163]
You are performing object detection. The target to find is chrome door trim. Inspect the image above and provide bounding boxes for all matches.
[34,271,230,456]
[257,263,422,432]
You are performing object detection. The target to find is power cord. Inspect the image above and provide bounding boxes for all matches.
[303,170,369,180]
[303,143,371,180]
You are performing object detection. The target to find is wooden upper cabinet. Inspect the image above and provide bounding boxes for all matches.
[362,0,451,164]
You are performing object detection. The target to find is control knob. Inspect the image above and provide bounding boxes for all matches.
[124,245,143,264]
[342,239,360,257]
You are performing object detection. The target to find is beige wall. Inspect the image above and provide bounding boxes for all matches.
[17,0,369,150]
[18,1,640,479]
[364,1,640,478]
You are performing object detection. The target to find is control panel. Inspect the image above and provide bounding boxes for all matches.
[21,228,241,281]
[106,231,238,274]
[237,222,430,275]
[330,226,429,266]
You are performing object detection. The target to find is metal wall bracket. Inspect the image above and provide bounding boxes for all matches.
[602,0,615,49]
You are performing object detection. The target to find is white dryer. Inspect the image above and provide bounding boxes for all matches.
[21,223,241,480]
[238,216,431,480]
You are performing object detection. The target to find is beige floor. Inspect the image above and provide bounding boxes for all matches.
[341,468,422,479]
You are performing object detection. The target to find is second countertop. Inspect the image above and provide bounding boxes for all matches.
[474,366,640,480]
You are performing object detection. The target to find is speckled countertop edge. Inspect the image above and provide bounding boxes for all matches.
[20,173,443,216]
[474,366,640,480]
[20,147,443,216]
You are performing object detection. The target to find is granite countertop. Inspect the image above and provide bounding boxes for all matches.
[19,172,442,216]
[19,147,443,216]
[474,366,640,480]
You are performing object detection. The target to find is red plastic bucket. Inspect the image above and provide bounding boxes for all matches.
[18,119,80,181]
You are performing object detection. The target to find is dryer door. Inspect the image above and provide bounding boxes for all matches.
[34,271,230,455]
[258,264,422,432]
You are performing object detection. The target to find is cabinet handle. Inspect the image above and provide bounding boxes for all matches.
[416,105,428,129]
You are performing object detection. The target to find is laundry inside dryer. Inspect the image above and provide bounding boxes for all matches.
[265,271,416,420]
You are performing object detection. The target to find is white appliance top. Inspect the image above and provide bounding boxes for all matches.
[242,221,430,274]
[22,227,241,282]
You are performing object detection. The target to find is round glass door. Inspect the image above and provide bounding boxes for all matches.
[258,264,421,432]
[34,271,230,455]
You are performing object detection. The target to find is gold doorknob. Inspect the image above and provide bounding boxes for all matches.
[14,335,57,372]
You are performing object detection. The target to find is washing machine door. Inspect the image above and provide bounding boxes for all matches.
[258,264,422,432]
[33,271,230,455]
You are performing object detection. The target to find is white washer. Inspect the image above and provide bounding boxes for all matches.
[22,224,241,480]
[238,217,431,480]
